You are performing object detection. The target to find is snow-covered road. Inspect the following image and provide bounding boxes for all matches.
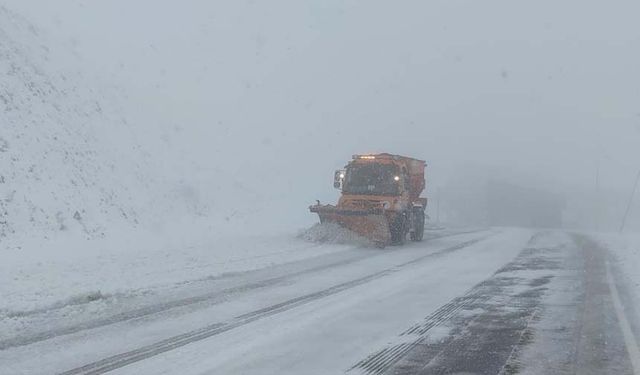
[2,228,640,374]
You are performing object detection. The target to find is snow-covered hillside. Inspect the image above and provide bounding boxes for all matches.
[0,4,304,252]
[0,6,151,247]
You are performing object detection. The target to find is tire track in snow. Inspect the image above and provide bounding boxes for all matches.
[351,233,640,375]
[1,229,486,351]
[349,287,492,375]
[349,232,559,375]
[57,236,489,375]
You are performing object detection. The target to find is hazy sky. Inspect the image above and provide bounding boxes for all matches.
[4,0,640,205]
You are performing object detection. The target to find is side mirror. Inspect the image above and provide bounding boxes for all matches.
[334,170,345,189]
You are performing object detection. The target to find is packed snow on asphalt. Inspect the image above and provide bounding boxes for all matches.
[4,228,640,374]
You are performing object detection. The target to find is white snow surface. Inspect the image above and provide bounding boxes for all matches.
[0,229,344,314]
[1,228,533,375]
[105,230,532,375]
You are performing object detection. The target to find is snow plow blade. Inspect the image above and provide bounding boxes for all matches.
[309,204,391,245]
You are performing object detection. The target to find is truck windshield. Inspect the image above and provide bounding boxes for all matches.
[343,164,399,196]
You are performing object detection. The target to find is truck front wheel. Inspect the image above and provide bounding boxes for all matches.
[410,208,425,241]
[390,214,407,245]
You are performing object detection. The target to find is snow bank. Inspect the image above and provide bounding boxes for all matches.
[0,227,351,313]
[596,233,640,296]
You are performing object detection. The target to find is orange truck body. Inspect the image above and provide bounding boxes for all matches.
[310,153,427,246]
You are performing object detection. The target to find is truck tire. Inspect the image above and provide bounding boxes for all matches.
[410,208,425,241]
[390,214,407,245]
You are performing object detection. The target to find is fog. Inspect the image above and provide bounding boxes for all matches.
[3,0,640,236]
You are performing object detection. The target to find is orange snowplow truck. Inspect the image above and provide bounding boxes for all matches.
[310,153,427,247]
